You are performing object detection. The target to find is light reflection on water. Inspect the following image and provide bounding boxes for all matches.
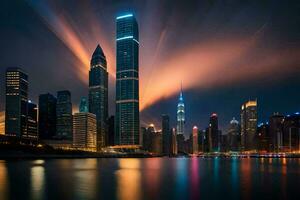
[0,158,299,200]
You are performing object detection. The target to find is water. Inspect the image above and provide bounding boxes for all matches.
[0,157,299,200]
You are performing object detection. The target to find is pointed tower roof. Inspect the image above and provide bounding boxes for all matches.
[90,44,107,68]
[179,82,183,101]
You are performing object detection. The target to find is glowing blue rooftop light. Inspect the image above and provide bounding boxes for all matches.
[295,112,300,115]
[116,36,133,41]
[116,14,133,20]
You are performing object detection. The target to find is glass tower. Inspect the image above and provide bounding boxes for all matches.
[115,13,140,145]
[177,86,185,137]
[241,100,257,151]
[79,96,89,113]
[5,67,28,137]
[89,45,108,149]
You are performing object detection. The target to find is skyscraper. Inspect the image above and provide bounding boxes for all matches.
[162,114,170,155]
[227,118,240,152]
[73,112,97,150]
[192,126,199,154]
[177,86,185,137]
[38,93,57,139]
[56,90,72,139]
[5,68,28,137]
[115,13,140,145]
[171,128,178,155]
[79,97,89,113]
[26,101,38,139]
[89,44,108,150]
[209,113,219,152]
[241,100,257,151]
[269,113,284,152]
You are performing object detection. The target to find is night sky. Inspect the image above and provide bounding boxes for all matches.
[0,0,299,136]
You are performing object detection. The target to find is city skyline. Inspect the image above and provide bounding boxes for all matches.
[1,0,300,133]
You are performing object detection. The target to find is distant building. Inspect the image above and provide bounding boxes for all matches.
[5,68,28,137]
[177,85,185,137]
[257,123,270,152]
[56,90,72,139]
[191,126,198,154]
[282,113,300,152]
[170,128,178,155]
[26,101,38,140]
[227,118,240,152]
[142,127,150,151]
[177,133,185,153]
[269,113,284,152]
[151,131,163,154]
[107,116,115,146]
[89,45,108,149]
[73,112,97,150]
[115,13,140,145]
[241,100,257,151]
[198,129,206,153]
[162,114,170,155]
[79,97,89,113]
[38,93,57,139]
[209,113,219,152]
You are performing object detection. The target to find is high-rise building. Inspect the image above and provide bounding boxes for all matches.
[38,93,57,139]
[56,90,72,139]
[79,97,89,113]
[269,113,284,152]
[170,128,178,155]
[257,122,270,152]
[241,100,257,151]
[73,112,97,150]
[177,86,185,137]
[115,13,140,145]
[89,45,108,150]
[227,118,240,152]
[282,113,300,152]
[162,114,170,155]
[209,113,219,152]
[5,68,28,137]
[192,126,199,154]
[26,101,38,139]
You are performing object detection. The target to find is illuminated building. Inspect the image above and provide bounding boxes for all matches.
[171,128,178,155]
[282,113,300,152]
[26,101,38,139]
[5,68,28,137]
[56,90,72,139]
[208,113,219,152]
[38,93,57,139]
[241,100,257,151]
[89,45,108,149]
[226,118,240,152]
[191,126,198,154]
[151,131,162,154]
[79,97,88,113]
[73,112,97,150]
[115,13,140,145]
[269,112,284,152]
[176,85,185,137]
[162,114,170,155]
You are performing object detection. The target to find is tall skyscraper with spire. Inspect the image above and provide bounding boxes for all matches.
[89,44,108,149]
[115,13,140,145]
[177,84,185,137]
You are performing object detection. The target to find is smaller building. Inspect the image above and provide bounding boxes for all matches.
[191,126,198,154]
[73,112,97,150]
[170,128,178,155]
[26,101,38,140]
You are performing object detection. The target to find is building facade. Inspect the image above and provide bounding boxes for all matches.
[191,126,199,154]
[115,13,140,145]
[73,112,97,150]
[89,45,108,149]
[241,100,257,151]
[5,68,28,137]
[177,87,185,137]
[162,114,170,155]
[227,118,240,152]
[269,113,284,152]
[56,90,72,139]
[209,113,219,152]
[38,93,57,139]
[26,101,38,139]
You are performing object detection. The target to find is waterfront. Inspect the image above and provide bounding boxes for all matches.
[0,158,299,200]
